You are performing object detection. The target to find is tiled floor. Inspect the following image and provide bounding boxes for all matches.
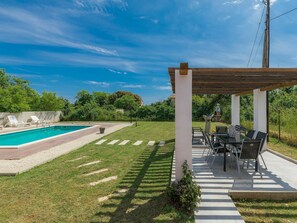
[172,147,297,223]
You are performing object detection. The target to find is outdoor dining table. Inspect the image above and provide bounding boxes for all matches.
[216,134,250,172]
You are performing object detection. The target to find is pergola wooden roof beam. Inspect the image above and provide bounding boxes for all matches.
[168,65,297,95]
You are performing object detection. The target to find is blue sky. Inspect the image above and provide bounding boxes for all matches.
[0,0,296,104]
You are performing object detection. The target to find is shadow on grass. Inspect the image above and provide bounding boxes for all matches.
[90,140,190,223]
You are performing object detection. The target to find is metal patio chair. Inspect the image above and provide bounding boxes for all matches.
[233,139,262,176]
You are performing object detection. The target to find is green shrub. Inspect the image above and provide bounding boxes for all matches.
[168,161,201,213]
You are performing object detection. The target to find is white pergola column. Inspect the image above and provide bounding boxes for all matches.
[253,89,267,148]
[175,69,192,181]
[231,95,240,126]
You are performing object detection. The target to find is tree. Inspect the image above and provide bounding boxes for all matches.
[39,92,65,111]
[93,92,109,106]
[0,69,9,88]
[114,95,139,111]
[75,90,93,106]
[108,91,142,106]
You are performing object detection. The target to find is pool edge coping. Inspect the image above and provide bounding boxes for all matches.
[0,122,132,176]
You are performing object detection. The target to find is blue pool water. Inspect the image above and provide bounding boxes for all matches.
[0,126,89,146]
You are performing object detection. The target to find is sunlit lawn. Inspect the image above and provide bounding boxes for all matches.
[235,200,297,223]
[1,120,297,223]
[0,122,192,223]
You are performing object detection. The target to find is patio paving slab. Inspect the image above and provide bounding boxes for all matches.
[133,140,143,146]
[83,168,108,176]
[147,141,155,146]
[119,140,130,145]
[78,160,101,168]
[90,176,117,186]
[96,139,107,145]
[108,140,120,145]
[158,141,165,146]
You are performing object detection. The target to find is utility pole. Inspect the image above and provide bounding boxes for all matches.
[263,0,270,141]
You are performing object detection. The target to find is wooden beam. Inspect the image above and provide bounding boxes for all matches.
[235,90,254,96]
[179,62,188,75]
[260,80,297,91]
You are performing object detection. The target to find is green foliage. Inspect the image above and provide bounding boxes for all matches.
[39,92,65,111]
[168,161,201,213]
[114,95,139,111]
[93,92,109,106]
[108,91,142,106]
[75,90,93,106]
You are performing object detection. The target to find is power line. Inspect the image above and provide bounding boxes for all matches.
[251,30,264,67]
[271,6,297,21]
[247,6,265,67]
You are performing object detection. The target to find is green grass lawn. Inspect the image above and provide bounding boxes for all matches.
[0,122,192,223]
[268,137,297,161]
[1,120,297,223]
[235,200,297,223]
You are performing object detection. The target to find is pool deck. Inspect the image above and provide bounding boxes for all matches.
[0,122,131,175]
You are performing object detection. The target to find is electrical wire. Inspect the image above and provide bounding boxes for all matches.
[251,30,264,67]
[247,6,265,67]
[271,6,297,21]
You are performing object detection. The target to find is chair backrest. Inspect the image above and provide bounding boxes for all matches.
[205,133,215,150]
[239,140,262,160]
[216,126,228,134]
[5,115,18,127]
[235,125,247,134]
[30,116,39,122]
[255,131,267,152]
[246,130,255,139]
[192,127,202,135]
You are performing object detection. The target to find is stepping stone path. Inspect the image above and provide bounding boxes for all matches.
[98,188,128,203]
[83,168,108,176]
[133,140,143,146]
[78,160,101,168]
[108,140,119,145]
[119,140,130,145]
[90,176,117,186]
[96,139,107,145]
[158,141,165,146]
[147,141,155,146]
[67,156,88,162]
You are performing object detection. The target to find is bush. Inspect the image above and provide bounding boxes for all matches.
[168,161,201,213]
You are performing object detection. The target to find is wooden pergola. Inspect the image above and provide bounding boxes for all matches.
[169,63,297,181]
[168,66,297,95]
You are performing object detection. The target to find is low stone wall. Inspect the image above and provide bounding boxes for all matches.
[0,111,62,124]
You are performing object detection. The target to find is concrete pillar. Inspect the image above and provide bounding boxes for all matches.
[175,69,192,181]
[231,95,240,126]
[253,89,267,148]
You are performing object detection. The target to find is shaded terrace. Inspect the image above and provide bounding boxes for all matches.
[169,63,297,222]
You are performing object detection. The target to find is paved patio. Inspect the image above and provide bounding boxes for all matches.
[172,146,297,223]
[194,147,297,223]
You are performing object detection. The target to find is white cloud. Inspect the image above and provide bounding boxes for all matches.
[0,7,118,56]
[135,16,159,24]
[11,73,42,79]
[122,84,144,88]
[74,0,128,15]
[253,3,261,10]
[84,81,110,87]
[108,69,127,74]
[223,0,243,5]
[154,86,172,91]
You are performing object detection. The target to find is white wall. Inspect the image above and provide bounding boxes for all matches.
[253,89,267,149]
[231,95,240,126]
[175,69,192,181]
[0,111,62,124]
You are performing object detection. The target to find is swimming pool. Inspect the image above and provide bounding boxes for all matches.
[0,125,89,146]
